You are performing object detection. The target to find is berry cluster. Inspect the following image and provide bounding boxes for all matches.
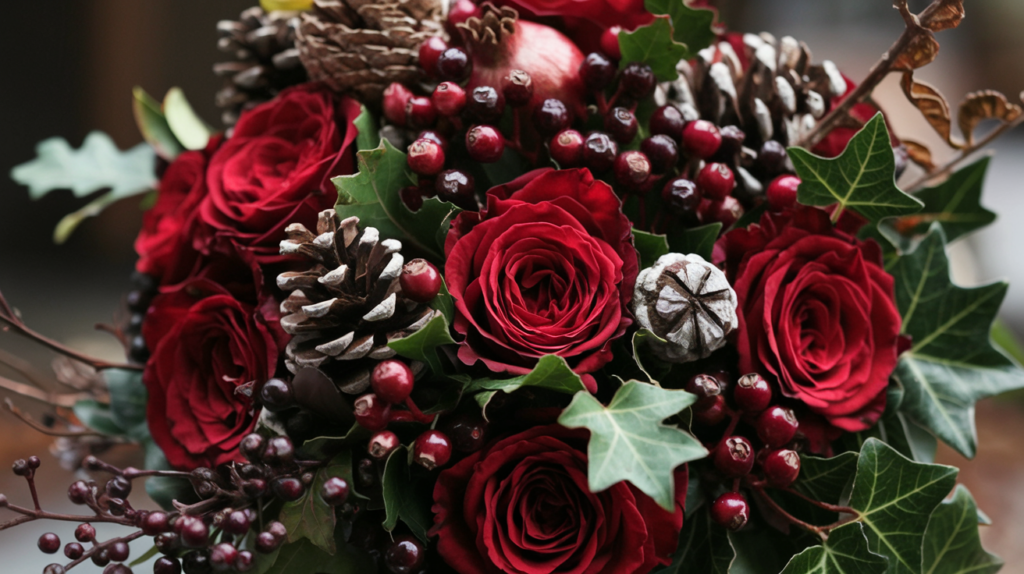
[124,271,158,364]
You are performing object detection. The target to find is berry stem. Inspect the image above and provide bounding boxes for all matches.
[751,487,828,541]
[403,398,436,425]
[782,488,858,516]
[25,474,41,511]
[64,529,145,571]
[0,502,134,532]
[712,411,742,452]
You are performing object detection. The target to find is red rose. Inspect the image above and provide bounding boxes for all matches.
[196,85,361,265]
[432,426,686,574]
[142,278,283,470]
[493,0,652,31]
[715,207,900,431]
[444,169,638,390]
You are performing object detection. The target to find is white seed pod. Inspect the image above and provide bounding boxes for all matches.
[632,253,738,363]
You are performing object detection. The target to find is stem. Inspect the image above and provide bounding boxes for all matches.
[0,503,134,532]
[712,411,741,452]
[0,377,93,409]
[904,114,1024,191]
[752,487,828,541]
[783,487,858,515]
[64,529,145,571]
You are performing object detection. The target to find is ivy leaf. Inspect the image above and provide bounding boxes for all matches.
[353,105,381,152]
[618,17,688,81]
[558,381,707,510]
[921,485,1003,574]
[72,400,124,436]
[657,505,734,573]
[382,446,432,541]
[790,113,923,223]
[264,538,373,574]
[644,0,717,59]
[280,452,354,554]
[889,156,996,246]
[779,523,888,574]
[666,222,721,261]
[104,368,149,442]
[633,229,670,269]
[631,329,674,384]
[849,438,958,574]
[334,139,460,261]
[888,225,1024,457]
[467,355,587,397]
[387,311,455,376]
[143,443,196,510]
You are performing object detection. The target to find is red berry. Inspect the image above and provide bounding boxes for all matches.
[756,406,799,447]
[321,477,351,506]
[714,436,755,477]
[400,185,424,212]
[354,393,391,431]
[711,492,750,531]
[435,169,476,210]
[236,551,255,573]
[371,360,415,404]
[240,433,265,462]
[692,394,728,426]
[385,535,426,574]
[406,96,437,129]
[413,430,453,470]
[466,125,505,163]
[614,151,651,190]
[418,36,448,77]
[621,63,656,99]
[600,26,623,60]
[662,177,701,218]
[43,565,66,574]
[448,0,479,27]
[68,480,91,505]
[262,436,295,466]
[38,533,60,554]
[763,449,801,488]
[432,82,467,116]
[682,120,723,159]
[178,516,209,548]
[154,557,181,574]
[210,543,239,571]
[534,98,571,137]
[550,129,585,167]
[685,374,722,411]
[368,430,401,460]
[699,196,744,228]
[400,258,442,303]
[714,125,746,161]
[224,510,251,536]
[407,138,445,176]
[64,543,84,560]
[583,132,618,173]
[641,135,678,173]
[579,52,616,92]
[605,107,638,143]
[697,163,736,201]
[108,540,130,562]
[467,85,505,124]
[757,140,789,175]
[650,105,686,141]
[502,69,534,107]
[383,83,413,127]
[74,523,95,543]
[271,477,305,502]
[142,511,171,535]
[767,175,801,211]
[255,532,280,554]
[437,47,472,82]
[734,374,772,413]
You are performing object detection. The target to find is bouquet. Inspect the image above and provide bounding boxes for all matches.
[2,0,1022,572]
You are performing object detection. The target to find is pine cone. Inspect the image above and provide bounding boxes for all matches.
[295,0,445,105]
[214,6,309,126]
[277,210,436,395]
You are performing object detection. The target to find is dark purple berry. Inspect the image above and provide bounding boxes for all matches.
[321,477,351,506]
[154,557,182,574]
[583,132,618,173]
[620,63,656,99]
[235,551,254,573]
[441,412,489,453]
[466,86,505,123]
[579,52,616,92]
[239,433,264,462]
[711,492,749,531]
[693,395,727,426]
[437,47,471,82]
[38,533,60,554]
[179,516,209,549]
[209,543,238,571]
[384,535,426,574]
[605,107,638,143]
[272,477,305,502]
[92,548,111,567]
[64,542,84,560]
[142,511,171,536]
[259,378,294,412]
[533,98,570,137]
[155,533,180,556]
[43,565,66,574]
[650,105,686,141]
[435,169,476,210]
[400,185,424,212]
[756,140,789,175]
[182,550,211,574]
[550,129,585,167]
[262,436,295,467]
[109,540,131,562]
[75,523,96,542]
[613,151,651,190]
[12,459,29,476]
[661,177,701,218]
[255,532,279,554]
[68,480,91,505]
[224,510,251,536]
[713,125,746,162]
[641,135,678,173]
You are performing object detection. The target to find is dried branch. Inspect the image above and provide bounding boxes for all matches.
[3,399,114,438]
[0,376,94,409]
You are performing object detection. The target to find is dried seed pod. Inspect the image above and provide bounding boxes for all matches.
[632,253,738,363]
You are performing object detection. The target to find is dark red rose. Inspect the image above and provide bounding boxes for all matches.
[196,85,361,265]
[444,169,638,391]
[432,425,686,574]
[714,207,901,431]
[142,278,284,470]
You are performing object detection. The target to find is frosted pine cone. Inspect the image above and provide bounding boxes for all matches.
[632,253,738,363]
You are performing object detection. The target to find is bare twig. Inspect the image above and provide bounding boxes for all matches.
[0,376,94,409]
[3,399,114,439]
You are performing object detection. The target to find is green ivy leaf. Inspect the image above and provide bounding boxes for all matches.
[790,113,923,223]
[892,157,996,245]
[921,485,1002,574]
[354,105,381,152]
[143,442,196,510]
[658,505,734,573]
[264,538,373,574]
[334,139,460,261]
[793,452,858,508]
[888,225,1024,457]
[280,452,353,554]
[849,438,958,574]
[72,400,124,436]
[779,523,888,574]
[104,368,149,442]
[558,381,707,510]
[630,329,673,384]
[382,446,432,541]
[644,0,717,59]
[633,229,671,269]
[132,87,183,159]
[387,311,456,376]
[618,17,688,81]
[666,222,721,261]
[163,87,213,151]
[467,355,586,397]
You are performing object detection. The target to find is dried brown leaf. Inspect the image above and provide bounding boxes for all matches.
[920,0,966,32]
[902,139,937,171]
[900,72,958,146]
[893,32,940,71]
[958,90,1024,147]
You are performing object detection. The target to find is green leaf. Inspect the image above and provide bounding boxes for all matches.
[618,17,688,81]
[658,505,734,573]
[132,87,183,159]
[382,446,432,541]
[387,311,455,376]
[129,544,161,567]
[558,381,707,510]
[889,225,1024,457]
[992,318,1024,366]
[163,87,213,151]
[430,278,455,325]
[631,329,673,384]
[354,105,381,152]
[633,229,671,269]
[892,157,996,244]
[280,451,353,554]
[793,452,858,507]
[52,191,119,244]
[644,0,717,59]
[72,400,124,435]
[921,485,1002,574]
[264,538,373,574]
[665,222,721,261]
[790,113,923,223]
[104,368,149,442]
[466,355,587,397]
[849,438,958,574]
[143,442,196,510]
[11,131,156,201]
[334,139,460,261]
[779,523,888,574]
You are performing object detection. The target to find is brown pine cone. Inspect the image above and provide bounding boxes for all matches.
[277,210,436,395]
[295,0,444,105]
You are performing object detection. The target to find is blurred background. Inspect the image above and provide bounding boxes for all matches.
[0,0,1022,571]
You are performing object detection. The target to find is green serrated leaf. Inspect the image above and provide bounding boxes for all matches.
[779,523,888,574]
[264,537,373,574]
[132,87,183,159]
[164,87,213,151]
[849,438,958,574]
[334,139,460,261]
[666,222,721,261]
[658,505,734,573]
[280,452,353,554]
[354,105,381,152]
[382,446,431,541]
[558,381,707,510]
[633,229,671,269]
[430,278,455,325]
[791,113,923,223]
[618,17,688,81]
[889,225,1024,457]
[466,354,586,397]
[104,368,149,442]
[644,0,717,59]
[891,157,996,245]
[11,131,156,202]
[387,311,455,375]
[793,452,858,507]
[921,485,1002,574]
